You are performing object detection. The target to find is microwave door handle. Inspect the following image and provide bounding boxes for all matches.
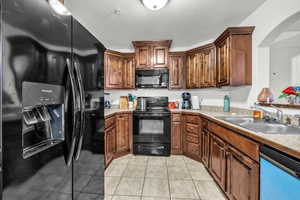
[64,58,79,167]
[73,60,86,161]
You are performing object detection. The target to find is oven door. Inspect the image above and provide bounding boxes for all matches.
[133,113,170,155]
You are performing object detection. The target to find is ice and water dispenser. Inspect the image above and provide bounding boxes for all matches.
[22,82,65,159]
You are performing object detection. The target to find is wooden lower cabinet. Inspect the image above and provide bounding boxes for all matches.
[226,146,259,200]
[171,113,183,154]
[116,114,131,154]
[183,114,201,160]
[105,125,116,167]
[209,134,226,190]
[201,129,210,168]
[105,113,132,167]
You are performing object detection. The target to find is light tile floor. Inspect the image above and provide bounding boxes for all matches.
[105,155,226,200]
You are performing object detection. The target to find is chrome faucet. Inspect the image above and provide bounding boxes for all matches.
[251,104,284,123]
[295,115,300,127]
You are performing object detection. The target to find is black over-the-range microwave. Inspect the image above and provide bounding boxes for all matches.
[135,69,169,88]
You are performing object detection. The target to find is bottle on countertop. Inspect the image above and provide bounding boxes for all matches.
[224,95,230,112]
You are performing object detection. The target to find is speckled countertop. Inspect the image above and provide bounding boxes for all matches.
[104,108,134,118]
[171,109,300,160]
[104,108,300,159]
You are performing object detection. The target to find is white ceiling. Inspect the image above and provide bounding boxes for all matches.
[65,0,266,51]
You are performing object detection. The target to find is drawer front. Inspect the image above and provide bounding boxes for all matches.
[105,116,115,129]
[186,123,198,134]
[186,134,199,144]
[209,122,259,162]
[186,142,199,155]
[172,113,181,122]
[185,115,199,124]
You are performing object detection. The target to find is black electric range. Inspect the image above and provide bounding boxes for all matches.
[133,97,171,156]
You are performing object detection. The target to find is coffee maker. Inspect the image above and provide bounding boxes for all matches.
[182,92,191,109]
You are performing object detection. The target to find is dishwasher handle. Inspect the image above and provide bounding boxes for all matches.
[260,145,300,179]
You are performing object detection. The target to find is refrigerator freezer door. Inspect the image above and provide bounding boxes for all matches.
[2,0,74,199]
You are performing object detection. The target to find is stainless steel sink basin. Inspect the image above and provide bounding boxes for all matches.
[217,116,300,134]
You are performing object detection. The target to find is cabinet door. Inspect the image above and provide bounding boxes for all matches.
[105,54,123,89]
[216,37,230,86]
[116,114,130,153]
[152,46,168,68]
[226,146,259,200]
[197,53,204,87]
[105,126,115,167]
[171,121,183,154]
[203,49,216,87]
[123,57,135,89]
[136,46,151,69]
[209,134,226,190]
[186,54,198,88]
[201,129,210,168]
[169,55,184,89]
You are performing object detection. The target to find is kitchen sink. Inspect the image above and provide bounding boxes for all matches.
[217,116,300,134]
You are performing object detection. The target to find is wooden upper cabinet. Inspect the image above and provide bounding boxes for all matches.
[169,52,185,89]
[152,46,169,68]
[123,54,135,89]
[105,50,135,89]
[105,50,123,89]
[136,46,151,69]
[226,146,259,200]
[186,43,216,89]
[186,54,198,88]
[133,40,172,69]
[202,48,216,87]
[215,27,255,87]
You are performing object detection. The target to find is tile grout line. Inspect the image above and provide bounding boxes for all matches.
[166,156,172,200]
[184,156,202,200]
[110,155,130,197]
[139,156,148,199]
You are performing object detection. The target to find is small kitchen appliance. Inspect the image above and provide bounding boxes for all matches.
[137,97,148,111]
[191,96,200,110]
[136,69,169,88]
[182,92,191,109]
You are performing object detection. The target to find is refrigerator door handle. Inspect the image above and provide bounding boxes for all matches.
[73,60,86,161]
[65,58,80,167]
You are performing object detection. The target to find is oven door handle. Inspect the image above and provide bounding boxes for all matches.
[133,113,170,117]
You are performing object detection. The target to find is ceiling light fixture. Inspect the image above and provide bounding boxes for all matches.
[142,0,169,11]
[49,0,71,16]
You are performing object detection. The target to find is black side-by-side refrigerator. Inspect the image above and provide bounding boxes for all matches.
[0,0,105,199]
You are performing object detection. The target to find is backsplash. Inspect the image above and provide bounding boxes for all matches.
[105,88,231,106]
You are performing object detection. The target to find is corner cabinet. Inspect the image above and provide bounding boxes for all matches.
[104,50,135,89]
[215,27,255,87]
[105,116,116,167]
[123,54,135,89]
[169,52,185,89]
[104,51,123,89]
[133,40,172,69]
[186,43,216,89]
[105,112,132,168]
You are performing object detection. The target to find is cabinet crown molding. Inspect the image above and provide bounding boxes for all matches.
[132,40,172,48]
[186,43,215,54]
[215,26,255,45]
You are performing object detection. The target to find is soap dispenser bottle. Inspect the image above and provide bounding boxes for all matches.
[224,95,230,112]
